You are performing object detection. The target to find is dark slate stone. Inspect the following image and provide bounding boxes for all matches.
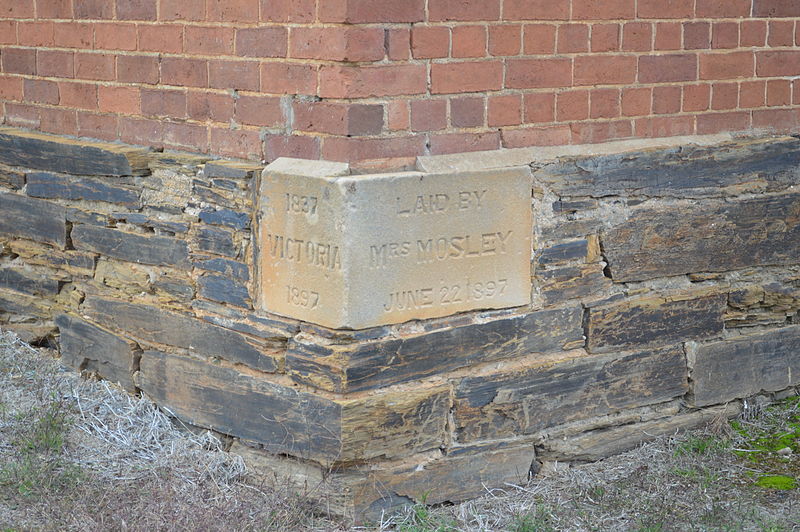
[201,315,293,341]
[111,212,190,234]
[587,293,726,353]
[691,326,800,407]
[72,225,190,269]
[0,268,60,296]
[66,208,108,226]
[0,166,25,190]
[198,274,251,308]
[538,263,613,306]
[287,307,585,392]
[537,240,589,266]
[192,181,229,205]
[56,314,136,392]
[553,199,598,214]
[535,138,800,198]
[82,297,279,373]
[195,227,237,257]
[194,258,249,281]
[211,178,239,191]
[153,278,195,302]
[204,161,261,180]
[0,193,66,248]
[603,192,800,282]
[26,172,139,207]
[0,290,48,317]
[137,351,340,462]
[453,346,688,442]
[0,127,150,176]
[199,208,250,230]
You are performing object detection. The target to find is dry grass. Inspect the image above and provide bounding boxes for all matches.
[0,329,798,531]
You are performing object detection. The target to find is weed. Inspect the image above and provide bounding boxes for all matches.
[755,475,796,490]
[673,434,727,456]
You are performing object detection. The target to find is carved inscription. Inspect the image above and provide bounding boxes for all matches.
[258,166,532,329]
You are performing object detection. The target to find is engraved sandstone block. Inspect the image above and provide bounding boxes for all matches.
[258,159,533,329]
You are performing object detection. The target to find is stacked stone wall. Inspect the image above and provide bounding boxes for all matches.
[0,126,798,520]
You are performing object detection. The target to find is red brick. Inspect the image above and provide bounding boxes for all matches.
[98,85,140,114]
[592,24,620,52]
[637,0,693,18]
[235,94,283,127]
[4,103,40,129]
[116,0,157,20]
[590,88,620,119]
[739,80,766,108]
[557,24,589,54]
[768,20,794,47]
[753,0,800,17]
[684,22,710,50]
[75,52,115,81]
[207,0,259,22]
[572,0,635,20]
[523,92,555,123]
[696,0,751,17]
[411,99,447,131]
[622,22,652,52]
[556,90,589,121]
[652,86,681,114]
[488,94,522,126]
[638,54,697,83]
[321,64,426,97]
[712,22,739,49]
[37,50,74,78]
[387,100,409,131]
[654,22,681,51]
[161,57,208,88]
[741,20,767,47]
[141,88,186,117]
[0,20,15,45]
[504,0,569,20]
[412,26,450,59]
[322,136,425,162]
[292,101,354,135]
[507,57,571,89]
[794,80,800,104]
[523,24,556,54]
[19,21,54,47]
[767,79,792,106]
[39,0,73,19]
[348,104,384,136]
[210,128,262,159]
[73,0,113,19]
[264,134,320,161]
[319,0,425,23]
[711,82,738,110]
[77,111,119,141]
[387,28,411,60]
[1,48,36,75]
[753,109,800,133]
[634,116,694,138]
[574,55,635,86]
[452,25,487,58]
[0,0,33,17]
[450,96,484,127]
[24,78,59,104]
[187,92,234,122]
[54,22,93,48]
[290,27,384,61]
[59,81,97,109]
[431,61,504,94]
[39,107,77,135]
[621,87,651,116]
[683,84,711,111]
[160,0,205,21]
[209,60,260,91]
[429,132,500,155]
[571,120,633,144]
[696,111,750,134]
[489,25,521,56]
[261,0,315,23]
[700,51,754,80]
[138,24,183,53]
[261,62,317,95]
[501,125,571,148]
[185,26,234,55]
[117,55,159,84]
[94,23,137,51]
[429,0,500,21]
[119,116,164,147]
[162,122,207,152]
[235,27,288,58]
[0,75,23,101]
[757,50,800,77]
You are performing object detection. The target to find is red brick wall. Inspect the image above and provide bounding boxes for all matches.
[1,0,799,163]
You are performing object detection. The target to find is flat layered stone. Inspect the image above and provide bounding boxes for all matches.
[72,225,191,269]
[603,192,800,282]
[689,326,800,407]
[258,160,532,329]
[0,267,60,296]
[26,172,140,207]
[287,307,584,392]
[197,274,251,308]
[453,346,688,442]
[0,193,66,248]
